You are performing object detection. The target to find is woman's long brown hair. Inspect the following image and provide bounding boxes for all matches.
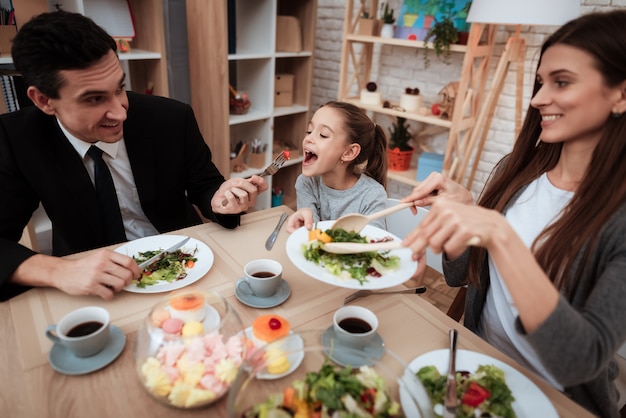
[466,10,626,299]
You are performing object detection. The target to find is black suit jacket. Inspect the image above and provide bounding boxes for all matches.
[0,92,238,299]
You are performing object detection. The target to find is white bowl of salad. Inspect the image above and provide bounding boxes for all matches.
[227,329,427,417]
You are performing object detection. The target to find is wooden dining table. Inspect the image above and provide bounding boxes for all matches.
[0,206,593,417]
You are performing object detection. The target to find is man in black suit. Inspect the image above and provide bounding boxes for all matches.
[0,11,267,301]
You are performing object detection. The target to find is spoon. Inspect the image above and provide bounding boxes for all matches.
[331,202,415,232]
[322,236,481,254]
[322,241,404,254]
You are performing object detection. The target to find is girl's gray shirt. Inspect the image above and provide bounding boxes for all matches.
[295,174,388,229]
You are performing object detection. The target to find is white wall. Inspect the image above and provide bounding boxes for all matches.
[311,0,625,198]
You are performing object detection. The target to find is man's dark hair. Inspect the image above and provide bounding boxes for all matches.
[11,11,117,99]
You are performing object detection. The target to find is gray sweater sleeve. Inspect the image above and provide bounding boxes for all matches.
[444,203,626,417]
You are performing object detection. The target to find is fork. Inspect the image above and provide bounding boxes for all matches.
[343,286,426,304]
[221,151,289,206]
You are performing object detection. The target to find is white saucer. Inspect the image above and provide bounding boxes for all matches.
[242,327,304,380]
[235,278,291,308]
[321,325,384,367]
[49,325,126,375]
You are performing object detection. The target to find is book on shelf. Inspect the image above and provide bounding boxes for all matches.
[0,70,32,114]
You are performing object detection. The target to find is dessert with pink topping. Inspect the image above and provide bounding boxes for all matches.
[135,289,245,408]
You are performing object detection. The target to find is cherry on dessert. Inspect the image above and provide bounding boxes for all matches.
[366,81,377,92]
[269,317,282,330]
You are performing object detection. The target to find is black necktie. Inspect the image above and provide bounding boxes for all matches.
[87,146,127,244]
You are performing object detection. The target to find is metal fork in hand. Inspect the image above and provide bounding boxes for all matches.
[221,151,289,206]
[343,286,426,304]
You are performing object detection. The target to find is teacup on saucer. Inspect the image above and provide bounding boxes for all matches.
[49,325,126,375]
[235,278,291,309]
[321,325,384,367]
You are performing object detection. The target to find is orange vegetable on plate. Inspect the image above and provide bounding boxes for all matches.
[308,229,332,243]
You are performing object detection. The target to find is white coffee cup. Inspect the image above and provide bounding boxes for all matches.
[237,259,283,298]
[45,306,111,357]
[333,305,379,349]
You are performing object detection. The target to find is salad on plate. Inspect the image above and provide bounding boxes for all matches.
[303,227,401,284]
[416,364,516,418]
[133,247,198,288]
[243,362,404,418]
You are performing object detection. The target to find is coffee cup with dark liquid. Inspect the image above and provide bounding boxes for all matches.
[238,259,283,298]
[45,306,111,357]
[333,305,379,349]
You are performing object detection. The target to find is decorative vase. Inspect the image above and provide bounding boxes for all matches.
[380,23,394,38]
[387,148,414,171]
[456,31,469,45]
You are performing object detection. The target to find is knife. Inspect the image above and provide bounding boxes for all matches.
[138,237,191,269]
[265,213,288,250]
[443,328,459,418]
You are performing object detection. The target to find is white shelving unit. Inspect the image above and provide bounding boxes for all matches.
[12,0,168,96]
[186,0,317,211]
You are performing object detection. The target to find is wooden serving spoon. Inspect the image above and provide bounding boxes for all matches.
[321,241,404,254]
[322,236,481,254]
[330,202,415,232]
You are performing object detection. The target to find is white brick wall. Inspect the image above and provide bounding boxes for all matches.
[312,1,623,197]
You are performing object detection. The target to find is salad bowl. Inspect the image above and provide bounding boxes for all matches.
[227,329,431,417]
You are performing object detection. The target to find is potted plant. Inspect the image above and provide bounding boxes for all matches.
[423,1,458,67]
[380,3,396,38]
[387,117,414,171]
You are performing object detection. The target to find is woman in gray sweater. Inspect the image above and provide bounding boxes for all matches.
[401,10,626,418]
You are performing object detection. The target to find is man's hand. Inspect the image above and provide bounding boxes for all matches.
[11,249,141,300]
[212,175,269,213]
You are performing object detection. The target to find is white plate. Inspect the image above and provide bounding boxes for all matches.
[242,327,304,380]
[286,220,417,290]
[115,235,214,293]
[400,349,558,418]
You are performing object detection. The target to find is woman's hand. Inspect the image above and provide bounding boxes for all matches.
[402,199,504,260]
[401,172,474,212]
[212,175,269,213]
[286,208,314,233]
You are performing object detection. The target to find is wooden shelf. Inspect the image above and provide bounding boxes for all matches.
[343,97,453,128]
[345,33,468,52]
[338,0,497,189]
[11,0,169,97]
[387,168,420,187]
[186,0,317,211]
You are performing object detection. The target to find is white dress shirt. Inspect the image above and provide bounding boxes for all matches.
[57,119,159,240]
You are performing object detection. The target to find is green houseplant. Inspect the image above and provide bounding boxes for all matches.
[381,2,396,24]
[387,117,414,171]
[380,3,396,38]
[423,1,458,67]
